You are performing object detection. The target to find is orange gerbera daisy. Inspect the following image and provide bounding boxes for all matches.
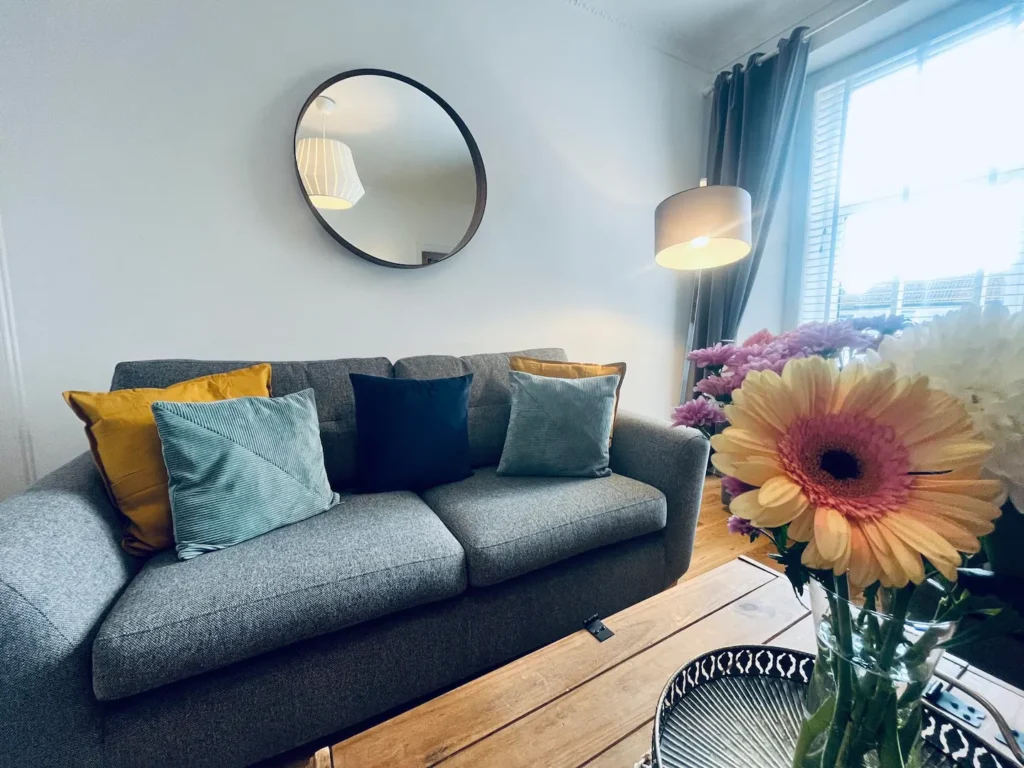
[711,355,1003,588]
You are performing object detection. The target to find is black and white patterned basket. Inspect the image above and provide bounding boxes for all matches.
[648,645,1009,768]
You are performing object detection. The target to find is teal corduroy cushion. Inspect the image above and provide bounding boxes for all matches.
[497,371,619,478]
[152,389,340,560]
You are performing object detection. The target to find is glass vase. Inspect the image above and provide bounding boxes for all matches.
[792,577,958,768]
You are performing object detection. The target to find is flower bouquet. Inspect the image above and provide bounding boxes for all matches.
[681,309,1024,768]
[674,318,905,505]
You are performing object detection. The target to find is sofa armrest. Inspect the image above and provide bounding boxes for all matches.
[609,411,710,582]
[0,453,138,767]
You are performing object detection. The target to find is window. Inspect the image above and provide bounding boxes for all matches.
[797,6,1024,324]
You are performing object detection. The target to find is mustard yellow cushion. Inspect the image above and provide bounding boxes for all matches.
[508,357,627,436]
[63,364,272,555]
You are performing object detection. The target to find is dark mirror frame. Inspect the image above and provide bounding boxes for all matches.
[294,69,488,269]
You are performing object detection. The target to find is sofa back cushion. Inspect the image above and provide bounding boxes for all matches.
[393,349,567,467]
[111,358,393,490]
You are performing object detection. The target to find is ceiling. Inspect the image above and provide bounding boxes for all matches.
[563,0,867,73]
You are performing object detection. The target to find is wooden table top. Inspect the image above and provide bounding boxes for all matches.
[303,556,1023,768]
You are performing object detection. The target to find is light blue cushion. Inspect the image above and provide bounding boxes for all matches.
[497,371,619,478]
[152,389,340,560]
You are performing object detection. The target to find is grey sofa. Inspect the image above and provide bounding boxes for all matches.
[0,348,709,768]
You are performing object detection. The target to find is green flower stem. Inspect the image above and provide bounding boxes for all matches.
[820,575,857,767]
[841,587,915,765]
[897,626,947,707]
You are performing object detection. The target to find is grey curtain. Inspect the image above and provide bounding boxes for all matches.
[687,27,810,393]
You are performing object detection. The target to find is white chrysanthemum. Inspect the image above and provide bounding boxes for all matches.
[878,305,1024,509]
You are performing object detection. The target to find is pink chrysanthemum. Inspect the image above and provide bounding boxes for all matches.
[742,329,776,347]
[727,338,794,368]
[694,375,735,397]
[687,343,735,369]
[729,341,803,387]
[672,396,726,430]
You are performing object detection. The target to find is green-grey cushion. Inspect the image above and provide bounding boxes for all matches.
[497,370,619,478]
[152,389,340,560]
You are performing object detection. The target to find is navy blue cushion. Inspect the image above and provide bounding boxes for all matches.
[350,373,473,493]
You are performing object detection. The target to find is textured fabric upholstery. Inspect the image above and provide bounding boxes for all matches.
[2,357,712,768]
[0,454,137,767]
[93,492,466,700]
[64,364,272,555]
[393,348,567,467]
[508,356,627,436]
[610,411,710,580]
[349,373,473,492]
[153,390,339,559]
[110,357,394,490]
[498,371,618,478]
[422,467,666,586]
[101,532,667,768]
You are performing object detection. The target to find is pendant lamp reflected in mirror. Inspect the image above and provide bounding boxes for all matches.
[295,95,364,210]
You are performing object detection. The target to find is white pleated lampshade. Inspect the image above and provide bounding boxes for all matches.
[655,184,752,270]
[295,137,365,210]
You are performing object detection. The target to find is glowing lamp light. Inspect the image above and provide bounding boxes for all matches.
[655,179,752,270]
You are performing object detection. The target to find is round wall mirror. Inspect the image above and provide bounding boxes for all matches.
[294,69,487,268]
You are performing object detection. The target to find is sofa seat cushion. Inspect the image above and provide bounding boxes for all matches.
[421,467,666,587]
[92,492,466,701]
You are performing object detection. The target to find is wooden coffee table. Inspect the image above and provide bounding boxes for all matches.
[318,557,801,767]
[298,556,1023,768]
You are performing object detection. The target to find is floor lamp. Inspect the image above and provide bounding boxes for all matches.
[655,179,753,402]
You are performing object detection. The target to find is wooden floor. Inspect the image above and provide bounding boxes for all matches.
[681,475,780,581]
[269,474,778,768]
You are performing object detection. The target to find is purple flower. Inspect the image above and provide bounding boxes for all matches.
[727,515,758,537]
[727,339,804,386]
[721,475,754,499]
[850,314,909,334]
[687,343,736,369]
[671,396,726,431]
[694,374,736,398]
[741,329,776,347]
[727,337,794,367]
[780,320,874,357]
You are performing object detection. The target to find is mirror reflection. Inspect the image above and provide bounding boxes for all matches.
[295,72,484,267]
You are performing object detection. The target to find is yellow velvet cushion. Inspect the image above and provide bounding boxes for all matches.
[508,356,627,436]
[63,364,272,555]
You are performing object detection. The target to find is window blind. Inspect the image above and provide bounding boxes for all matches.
[797,6,1024,324]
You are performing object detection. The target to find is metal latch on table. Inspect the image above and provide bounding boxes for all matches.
[583,614,614,642]
[997,728,1024,753]
[925,681,987,727]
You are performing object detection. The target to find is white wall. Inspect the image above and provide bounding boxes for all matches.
[0,0,707,496]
